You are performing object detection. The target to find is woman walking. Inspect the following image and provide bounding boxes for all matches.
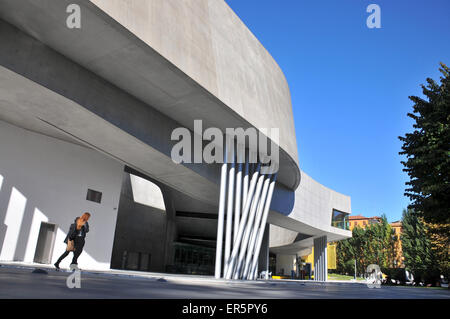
[54,212,91,270]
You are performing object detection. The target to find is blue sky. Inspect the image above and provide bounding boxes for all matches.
[226,0,450,222]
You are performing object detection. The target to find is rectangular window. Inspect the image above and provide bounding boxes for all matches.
[331,209,349,230]
[86,189,102,203]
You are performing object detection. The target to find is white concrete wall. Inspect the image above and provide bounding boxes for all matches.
[293,171,352,236]
[275,254,296,276]
[268,170,352,249]
[0,120,124,270]
[269,224,298,247]
[130,174,166,211]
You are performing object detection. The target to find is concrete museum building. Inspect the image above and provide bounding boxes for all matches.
[0,0,351,281]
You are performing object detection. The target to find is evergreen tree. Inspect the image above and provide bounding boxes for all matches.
[336,237,355,275]
[398,63,450,224]
[401,208,438,284]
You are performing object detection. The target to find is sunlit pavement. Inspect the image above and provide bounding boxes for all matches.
[0,265,449,299]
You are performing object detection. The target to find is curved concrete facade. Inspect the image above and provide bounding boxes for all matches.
[269,171,352,253]
[84,0,351,271]
[0,0,299,190]
[90,0,299,176]
[0,0,351,277]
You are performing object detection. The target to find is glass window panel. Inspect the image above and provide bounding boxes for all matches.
[331,209,349,230]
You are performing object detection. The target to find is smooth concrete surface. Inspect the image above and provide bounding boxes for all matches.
[110,173,170,272]
[293,171,352,235]
[1,264,449,299]
[314,236,327,282]
[0,20,221,207]
[0,120,123,270]
[0,0,352,262]
[268,171,352,252]
[275,254,296,276]
[269,225,298,248]
[0,51,348,248]
[129,174,166,211]
[0,0,300,191]
[90,0,299,167]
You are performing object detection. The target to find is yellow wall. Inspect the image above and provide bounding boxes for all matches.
[349,219,370,230]
[328,244,336,269]
[302,243,336,270]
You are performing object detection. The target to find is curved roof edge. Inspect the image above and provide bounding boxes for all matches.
[89,0,301,189]
[268,170,352,249]
[0,0,301,190]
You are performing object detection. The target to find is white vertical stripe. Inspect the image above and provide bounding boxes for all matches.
[249,175,277,280]
[225,163,261,279]
[0,187,27,261]
[23,208,48,262]
[234,151,243,243]
[242,155,249,213]
[233,173,266,279]
[242,174,271,279]
[214,143,228,278]
[224,145,235,274]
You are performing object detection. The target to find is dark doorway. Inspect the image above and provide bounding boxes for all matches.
[33,222,56,264]
[171,242,215,275]
[269,252,277,275]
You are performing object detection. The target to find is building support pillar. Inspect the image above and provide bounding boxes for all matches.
[225,162,261,279]
[241,174,271,279]
[256,223,270,279]
[224,144,235,274]
[314,235,327,281]
[215,149,277,281]
[214,144,228,279]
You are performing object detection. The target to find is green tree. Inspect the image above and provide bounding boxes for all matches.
[336,235,356,274]
[401,208,438,284]
[425,221,450,280]
[398,62,450,224]
[336,215,397,276]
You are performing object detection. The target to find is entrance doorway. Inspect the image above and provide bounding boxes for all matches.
[33,222,56,264]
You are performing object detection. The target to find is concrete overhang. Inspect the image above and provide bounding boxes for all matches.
[268,211,351,239]
[0,0,352,246]
[0,63,220,206]
[268,216,351,255]
[0,0,301,191]
[267,171,352,250]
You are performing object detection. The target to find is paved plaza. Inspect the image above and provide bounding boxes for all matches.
[0,264,448,299]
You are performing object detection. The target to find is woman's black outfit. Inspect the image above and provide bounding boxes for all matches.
[54,217,89,268]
